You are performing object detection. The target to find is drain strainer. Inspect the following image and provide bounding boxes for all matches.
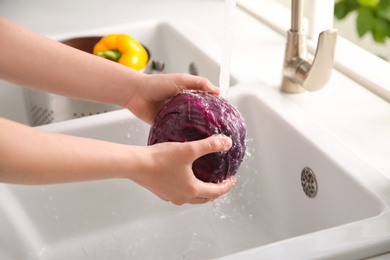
[301,167,318,198]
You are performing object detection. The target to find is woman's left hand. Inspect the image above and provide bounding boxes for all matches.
[124,73,220,124]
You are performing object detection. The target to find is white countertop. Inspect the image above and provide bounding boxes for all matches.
[1,0,390,182]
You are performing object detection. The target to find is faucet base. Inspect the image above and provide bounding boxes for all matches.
[281,76,305,93]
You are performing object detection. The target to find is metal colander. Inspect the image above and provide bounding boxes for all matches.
[23,89,122,126]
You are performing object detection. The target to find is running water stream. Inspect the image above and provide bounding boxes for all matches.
[219,0,236,99]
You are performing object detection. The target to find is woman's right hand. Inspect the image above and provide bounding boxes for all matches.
[129,134,236,205]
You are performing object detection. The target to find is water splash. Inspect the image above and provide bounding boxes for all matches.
[211,193,232,220]
[182,195,233,259]
[219,0,236,98]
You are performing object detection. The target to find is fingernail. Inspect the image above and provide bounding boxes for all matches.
[220,176,236,187]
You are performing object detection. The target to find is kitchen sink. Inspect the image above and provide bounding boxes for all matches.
[0,19,389,260]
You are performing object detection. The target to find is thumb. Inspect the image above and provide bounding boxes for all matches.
[189,134,232,160]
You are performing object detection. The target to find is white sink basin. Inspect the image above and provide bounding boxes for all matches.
[1,19,390,259]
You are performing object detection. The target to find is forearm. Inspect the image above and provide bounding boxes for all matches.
[0,118,235,204]
[0,118,142,184]
[0,16,142,107]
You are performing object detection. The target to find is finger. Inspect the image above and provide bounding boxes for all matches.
[188,134,232,161]
[187,197,212,205]
[197,176,236,200]
[178,74,220,95]
[166,176,236,205]
[170,197,211,205]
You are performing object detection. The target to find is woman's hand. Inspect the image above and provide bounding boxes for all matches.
[129,134,236,205]
[124,73,220,124]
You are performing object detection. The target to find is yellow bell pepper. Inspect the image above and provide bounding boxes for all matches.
[93,34,149,71]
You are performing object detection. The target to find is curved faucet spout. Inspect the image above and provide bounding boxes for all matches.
[281,0,338,93]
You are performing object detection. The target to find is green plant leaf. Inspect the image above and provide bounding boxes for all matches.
[387,20,390,37]
[371,16,388,42]
[336,0,390,43]
[377,0,390,19]
[357,7,374,37]
[345,0,361,9]
[358,0,380,8]
[335,0,360,19]
[335,2,349,19]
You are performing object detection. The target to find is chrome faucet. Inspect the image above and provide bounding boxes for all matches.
[281,0,338,93]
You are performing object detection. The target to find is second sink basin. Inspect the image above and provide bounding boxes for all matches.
[19,18,237,126]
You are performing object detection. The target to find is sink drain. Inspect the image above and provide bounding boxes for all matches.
[301,167,318,198]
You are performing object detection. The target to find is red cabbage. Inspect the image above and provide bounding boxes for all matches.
[147,90,246,183]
